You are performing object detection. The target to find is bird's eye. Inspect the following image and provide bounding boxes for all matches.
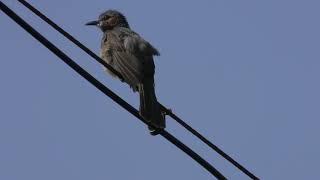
[102,15,110,20]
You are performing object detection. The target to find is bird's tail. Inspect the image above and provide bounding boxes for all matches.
[138,79,165,132]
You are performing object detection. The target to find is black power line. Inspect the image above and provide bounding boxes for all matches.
[0,2,226,179]
[15,1,259,179]
[164,110,259,180]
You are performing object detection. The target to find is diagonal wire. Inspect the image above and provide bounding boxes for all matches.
[0,2,227,179]
[15,1,259,179]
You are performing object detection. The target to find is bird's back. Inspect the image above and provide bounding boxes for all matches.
[100,27,159,91]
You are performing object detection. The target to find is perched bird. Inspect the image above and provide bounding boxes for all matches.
[86,10,165,135]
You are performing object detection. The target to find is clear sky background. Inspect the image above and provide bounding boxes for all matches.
[1,0,319,179]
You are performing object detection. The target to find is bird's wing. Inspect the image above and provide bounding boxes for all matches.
[106,28,159,90]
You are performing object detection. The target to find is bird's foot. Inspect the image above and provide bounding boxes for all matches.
[148,126,163,136]
[161,108,172,116]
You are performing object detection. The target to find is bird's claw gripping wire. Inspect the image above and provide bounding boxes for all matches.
[161,106,173,116]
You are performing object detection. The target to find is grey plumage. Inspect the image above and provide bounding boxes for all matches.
[86,10,165,133]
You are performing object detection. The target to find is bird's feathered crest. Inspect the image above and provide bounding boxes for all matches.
[98,10,130,28]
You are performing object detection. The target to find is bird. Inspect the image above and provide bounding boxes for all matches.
[86,10,165,135]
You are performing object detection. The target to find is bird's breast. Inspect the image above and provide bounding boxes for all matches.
[100,43,113,63]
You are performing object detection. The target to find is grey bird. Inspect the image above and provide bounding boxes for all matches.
[86,10,165,135]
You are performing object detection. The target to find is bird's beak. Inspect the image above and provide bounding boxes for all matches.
[85,20,99,26]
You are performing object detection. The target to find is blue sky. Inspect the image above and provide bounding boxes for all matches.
[1,0,319,179]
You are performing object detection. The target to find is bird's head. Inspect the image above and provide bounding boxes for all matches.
[86,10,130,31]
